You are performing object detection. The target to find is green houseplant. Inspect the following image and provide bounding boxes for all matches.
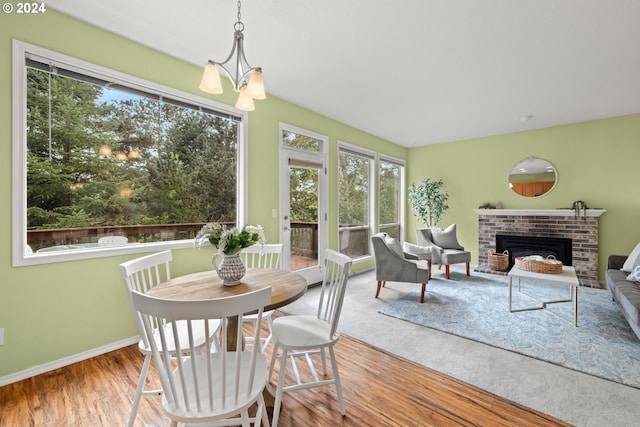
[408,178,450,228]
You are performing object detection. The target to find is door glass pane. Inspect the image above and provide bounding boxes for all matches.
[282,130,322,152]
[289,166,319,271]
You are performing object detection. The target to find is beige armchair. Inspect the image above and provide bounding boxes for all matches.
[416,224,470,279]
[372,233,431,303]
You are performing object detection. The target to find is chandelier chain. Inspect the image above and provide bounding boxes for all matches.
[234,0,244,32]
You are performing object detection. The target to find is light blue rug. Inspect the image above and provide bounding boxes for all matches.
[378,271,640,389]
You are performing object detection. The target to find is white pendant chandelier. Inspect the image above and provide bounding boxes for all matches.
[199,0,266,112]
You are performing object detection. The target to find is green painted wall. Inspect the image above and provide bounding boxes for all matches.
[405,115,640,281]
[0,10,403,378]
[1,9,639,381]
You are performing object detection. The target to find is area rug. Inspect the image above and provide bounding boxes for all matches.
[378,271,640,389]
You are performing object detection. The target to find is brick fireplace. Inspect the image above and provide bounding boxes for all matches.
[475,209,606,287]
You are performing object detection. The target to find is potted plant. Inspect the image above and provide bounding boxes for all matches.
[408,178,449,228]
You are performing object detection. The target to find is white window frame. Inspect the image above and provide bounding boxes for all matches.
[12,40,248,266]
[337,141,376,261]
[377,154,406,241]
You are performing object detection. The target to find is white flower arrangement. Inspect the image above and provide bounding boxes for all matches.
[195,222,266,255]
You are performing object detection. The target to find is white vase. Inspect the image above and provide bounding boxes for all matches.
[212,252,246,286]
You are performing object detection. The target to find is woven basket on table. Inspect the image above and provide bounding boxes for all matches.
[488,250,509,271]
[514,255,563,274]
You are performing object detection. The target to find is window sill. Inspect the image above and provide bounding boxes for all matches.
[15,240,196,267]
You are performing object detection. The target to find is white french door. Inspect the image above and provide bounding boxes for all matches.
[279,125,327,285]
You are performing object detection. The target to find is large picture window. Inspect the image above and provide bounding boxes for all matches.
[12,41,247,266]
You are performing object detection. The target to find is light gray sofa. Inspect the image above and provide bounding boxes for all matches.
[606,254,640,339]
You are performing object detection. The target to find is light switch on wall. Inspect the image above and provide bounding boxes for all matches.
[272,209,277,218]
[0,328,4,346]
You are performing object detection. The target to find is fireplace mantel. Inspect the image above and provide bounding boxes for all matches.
[474,209,606,217]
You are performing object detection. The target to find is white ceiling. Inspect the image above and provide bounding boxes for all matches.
[47,0,640,148]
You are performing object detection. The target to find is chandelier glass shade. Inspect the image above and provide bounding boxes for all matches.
[199,1,265,111]
[98,145,112,157]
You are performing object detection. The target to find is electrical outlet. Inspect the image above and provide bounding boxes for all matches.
[0,328,4,346]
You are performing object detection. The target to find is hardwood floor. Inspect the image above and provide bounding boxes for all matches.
[0,312,571,427]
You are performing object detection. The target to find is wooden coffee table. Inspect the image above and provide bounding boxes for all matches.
[508,265,580,326]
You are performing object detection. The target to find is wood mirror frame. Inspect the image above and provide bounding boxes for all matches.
[508,157,557,198]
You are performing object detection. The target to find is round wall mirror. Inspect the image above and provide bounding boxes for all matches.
[508,157,557,198]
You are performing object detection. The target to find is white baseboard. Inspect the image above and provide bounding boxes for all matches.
[0,336,140,387]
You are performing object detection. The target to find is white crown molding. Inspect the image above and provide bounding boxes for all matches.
[474,209,606,217]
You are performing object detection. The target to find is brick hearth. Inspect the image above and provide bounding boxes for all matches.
[475,209,606,287]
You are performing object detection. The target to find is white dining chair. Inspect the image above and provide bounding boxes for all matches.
[98,235,128,245]
[119,250,222,427]
[268,249,352,427]
[240,244,283,353]
[130,286,272,427]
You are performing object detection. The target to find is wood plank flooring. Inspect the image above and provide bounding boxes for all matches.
[0,311,572,427]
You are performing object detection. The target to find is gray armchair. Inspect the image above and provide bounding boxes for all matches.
[371,233,431,303]
[416,225,470,279]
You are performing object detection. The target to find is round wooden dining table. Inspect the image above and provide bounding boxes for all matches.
[147,268,308,351]
[147,267,307,409]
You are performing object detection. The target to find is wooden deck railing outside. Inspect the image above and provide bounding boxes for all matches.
[290,222,318,259]
[27,222,317,257]
[27,221,397,258]
[26,223,230,252]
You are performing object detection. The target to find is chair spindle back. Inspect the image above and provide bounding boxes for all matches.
[317,249,352,339]
[131,287,271,420]
[240,243,283,269]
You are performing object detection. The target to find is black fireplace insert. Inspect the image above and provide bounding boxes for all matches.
[495,234,572,269]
